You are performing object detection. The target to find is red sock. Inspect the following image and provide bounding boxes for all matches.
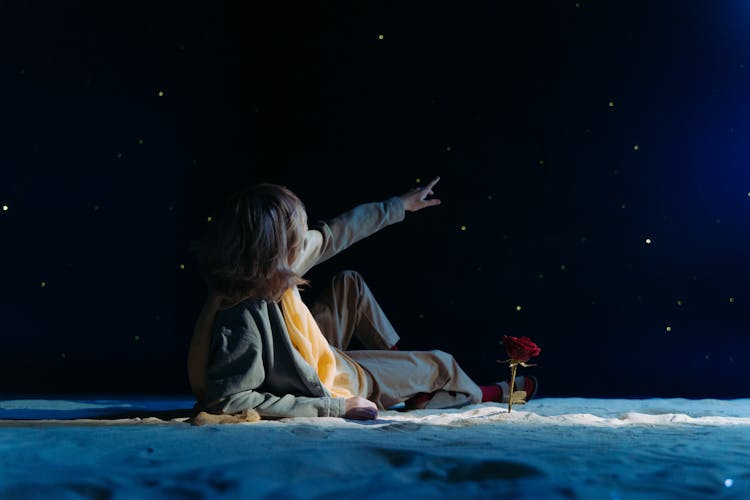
[480,385,502,403]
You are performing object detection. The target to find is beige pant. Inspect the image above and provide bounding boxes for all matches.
[310,271,483,410]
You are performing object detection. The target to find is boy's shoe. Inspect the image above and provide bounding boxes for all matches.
[496,375,538,404]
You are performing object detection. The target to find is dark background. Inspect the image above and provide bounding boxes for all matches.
[2,1,748,398]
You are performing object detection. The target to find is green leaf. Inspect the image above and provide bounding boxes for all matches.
[510,391,527,404]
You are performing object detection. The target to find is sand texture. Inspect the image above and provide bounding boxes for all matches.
[1,396,748,499]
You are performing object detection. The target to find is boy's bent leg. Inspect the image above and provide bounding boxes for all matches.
[310,270,400,351]
[348,349,483,410]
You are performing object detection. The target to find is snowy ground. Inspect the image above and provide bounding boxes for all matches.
[1,396,749,499]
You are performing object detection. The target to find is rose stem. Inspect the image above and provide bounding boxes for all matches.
[508,362,517,413]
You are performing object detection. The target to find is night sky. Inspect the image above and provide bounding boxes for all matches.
[2,1,748,398]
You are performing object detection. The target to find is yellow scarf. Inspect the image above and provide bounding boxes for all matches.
[280,287,354,398]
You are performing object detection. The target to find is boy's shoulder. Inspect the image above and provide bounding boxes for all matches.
[218,297,266,314]
[216,297,280,324]
[213,298,284,341]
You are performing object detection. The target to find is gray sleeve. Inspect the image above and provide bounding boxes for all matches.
[204,310,346,418]
[298,196,405,274]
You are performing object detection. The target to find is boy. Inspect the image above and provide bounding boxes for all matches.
[187,177,536,421]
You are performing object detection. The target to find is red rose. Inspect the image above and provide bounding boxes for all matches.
[503,335,541,363]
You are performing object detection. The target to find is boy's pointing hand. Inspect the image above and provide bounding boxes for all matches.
[400,176,442,213]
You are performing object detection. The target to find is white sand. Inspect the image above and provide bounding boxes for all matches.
[1,396,749,499]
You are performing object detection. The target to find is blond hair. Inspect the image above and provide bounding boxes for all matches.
[196,183,308,303]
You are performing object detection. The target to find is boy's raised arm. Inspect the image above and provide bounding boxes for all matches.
[293,176,441,276]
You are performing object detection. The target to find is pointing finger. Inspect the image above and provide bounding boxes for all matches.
[426,176,441,190]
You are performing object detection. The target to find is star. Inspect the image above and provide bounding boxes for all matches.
[157,90,165,97]
[633,144,640,151]
[645,238,652,245]
[378,34,384,40]
[2,205,8,211]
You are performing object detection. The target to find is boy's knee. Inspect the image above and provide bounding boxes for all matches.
[334,270,363,282]
[333,270,367,292]
[331,270,375,302]
[429,349,455,365]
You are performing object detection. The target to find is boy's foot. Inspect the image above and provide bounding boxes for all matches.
[496,375,538,404]
[407,377,538,410]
